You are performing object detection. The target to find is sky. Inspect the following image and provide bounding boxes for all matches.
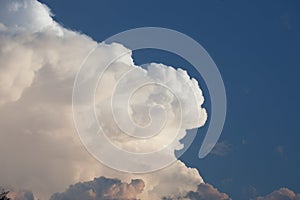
[0,0,300,200]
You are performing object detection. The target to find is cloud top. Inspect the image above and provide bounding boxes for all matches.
[0,0,56,32]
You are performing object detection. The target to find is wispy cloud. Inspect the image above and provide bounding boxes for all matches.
[276,145,284,157]
[210,141,231,156]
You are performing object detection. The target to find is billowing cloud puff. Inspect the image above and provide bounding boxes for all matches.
[138,161,203,199]
[0,29,43,105]
[1,1,297,200]
[256,188,300,200]
[0,0,206,199]
[95,62,206,153]
[0,0,59,33]
[50,177,145,200]
[185,184,231,200]
[162,183,231,200]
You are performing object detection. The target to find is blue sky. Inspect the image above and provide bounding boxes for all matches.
[24,0,300,198]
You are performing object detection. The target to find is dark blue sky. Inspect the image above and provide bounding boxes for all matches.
[39,0,300,199]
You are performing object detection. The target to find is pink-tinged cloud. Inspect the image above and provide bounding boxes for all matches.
[50,177,144,200]
[256,188,300,200]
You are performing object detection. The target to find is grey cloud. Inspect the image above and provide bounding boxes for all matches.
[186,183,231,200]
[0,187,34,200]
[256,188,300,200]
[50,177,145,200]
[162,183,231,200]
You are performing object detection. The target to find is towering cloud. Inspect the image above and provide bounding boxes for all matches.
[1,1,298,200]
[0,0,206,199]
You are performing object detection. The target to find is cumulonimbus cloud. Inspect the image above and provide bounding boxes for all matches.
[0,1,299,200]
[0,0,206,199]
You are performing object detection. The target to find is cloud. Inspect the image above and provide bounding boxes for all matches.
[0,187,34,200]
[141,161,203,199]
[1,2,298,200]
[93,62,207,157]
[0,28,43,105]
[162,183,231,200]
[0,17,102,198]
[0,0,60,33]
[242,186,258,199]
[9,191,34,200]
[256,188,300,200]
[50,177,145,200]
[0,0,206,199]
[276,145,284,157]
[186,184,231,200]
[210,141,231,156]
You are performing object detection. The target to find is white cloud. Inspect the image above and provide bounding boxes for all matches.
[0,0,58,33]
[94,62,207,154]
[0,30,42,105]
[0,0,207,199]
[137,161,203,199]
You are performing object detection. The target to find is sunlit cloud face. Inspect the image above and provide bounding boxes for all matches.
[1,1,297,200]
[0,0,206,199]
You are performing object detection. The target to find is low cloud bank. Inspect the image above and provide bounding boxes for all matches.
[50,177,145,200]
